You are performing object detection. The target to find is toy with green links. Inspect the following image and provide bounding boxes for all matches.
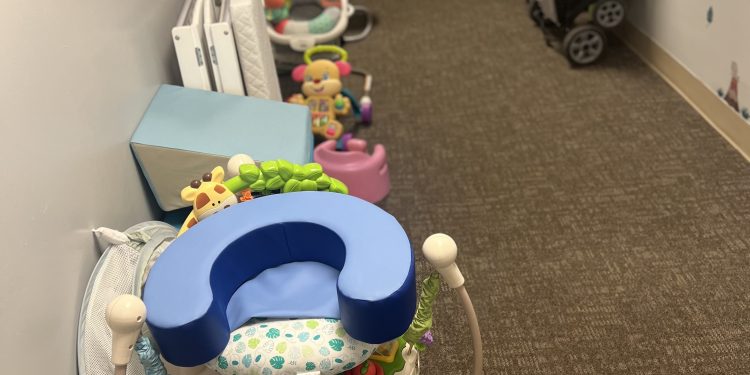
[224,158,348,196]
[402,272,440,351]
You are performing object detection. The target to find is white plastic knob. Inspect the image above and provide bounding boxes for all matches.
[226,154,255,179]
[106,294,146,366]
[422,233,464,288]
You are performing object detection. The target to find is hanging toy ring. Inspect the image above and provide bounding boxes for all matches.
[304,45,348,64]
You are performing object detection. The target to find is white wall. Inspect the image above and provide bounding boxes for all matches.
[627,0,750,122]
[0,0,182,372]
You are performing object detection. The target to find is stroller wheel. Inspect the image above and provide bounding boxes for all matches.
[593,0,626,29]
[563,24,606,66]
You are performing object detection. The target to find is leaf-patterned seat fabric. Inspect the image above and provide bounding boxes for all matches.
[207,318,377,375]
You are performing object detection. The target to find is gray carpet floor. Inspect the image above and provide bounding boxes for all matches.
[339,1,750,374]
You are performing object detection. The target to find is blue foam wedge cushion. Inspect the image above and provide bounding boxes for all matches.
[143,192,416,367]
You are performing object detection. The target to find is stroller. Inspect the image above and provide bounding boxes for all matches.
[527,0,626,65]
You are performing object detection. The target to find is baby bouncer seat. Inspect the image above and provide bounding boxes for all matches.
[85,192,483,375]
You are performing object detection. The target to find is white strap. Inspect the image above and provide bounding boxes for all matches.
[92,227,130,246]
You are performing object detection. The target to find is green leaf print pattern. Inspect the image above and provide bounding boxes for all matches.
[328,338,344,351]
[209,318,378,374]
[217,356,228,369]
[320,358,331,370]
[276,342,287,353]
[235,341,246,353]
[335,327,346,337]
[248,338,260,349]
[266,328,280,339]
[269,356,285,369]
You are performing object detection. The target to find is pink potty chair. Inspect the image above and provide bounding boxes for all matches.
[314,138,391,203]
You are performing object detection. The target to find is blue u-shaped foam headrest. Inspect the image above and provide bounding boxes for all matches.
[143,192,416,367]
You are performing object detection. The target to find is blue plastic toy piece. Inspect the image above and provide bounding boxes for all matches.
[143,192,416,367]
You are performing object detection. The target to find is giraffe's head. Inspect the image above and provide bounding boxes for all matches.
[181,166,239,222]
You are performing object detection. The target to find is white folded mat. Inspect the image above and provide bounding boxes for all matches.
[204,0,246,96]
[230,0,282,101]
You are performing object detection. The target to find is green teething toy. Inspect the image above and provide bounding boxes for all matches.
[224,159,348,196]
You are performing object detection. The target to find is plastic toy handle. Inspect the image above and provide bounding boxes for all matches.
[106,294,147,373]
[422,234,483,375]
[303,45,348,65]
[422,234,463,288]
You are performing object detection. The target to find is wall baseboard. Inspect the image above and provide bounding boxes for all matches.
[616,22,750,161]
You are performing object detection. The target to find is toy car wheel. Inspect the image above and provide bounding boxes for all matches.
[563,24,606,66]
[593,0,626,29]
[527,0,544,27]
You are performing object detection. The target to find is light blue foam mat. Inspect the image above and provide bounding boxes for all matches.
[130,85,314,211]
[131,85,312,164]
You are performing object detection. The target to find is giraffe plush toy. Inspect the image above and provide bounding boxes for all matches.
[178,166,248,236]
